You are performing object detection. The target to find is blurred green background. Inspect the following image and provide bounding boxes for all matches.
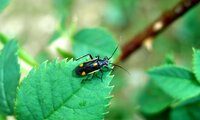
[0,0,200,120]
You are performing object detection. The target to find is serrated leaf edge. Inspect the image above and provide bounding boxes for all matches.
[192,48,200,83]
[15,58,114,120]
[147,64,192,74]
[0,40,20,115]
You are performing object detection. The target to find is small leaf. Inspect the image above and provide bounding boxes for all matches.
[178,95,200,109]
[0,33,8,44]
[164,53,174,65]
[170,103,200,120]
[48,30,63,44]
[0,0,11,12]
[73,28,120,61]
[170,107,191,120]
[0,40,20,115]
[35,51,50,64]
[193,49,200,83]
[139,81,173,114]
[53,0,73,18]
[148,65,200,100]
[16,59,113,120]
[56,48,74,59]
[175,6,200,46]
[52,0,73,22]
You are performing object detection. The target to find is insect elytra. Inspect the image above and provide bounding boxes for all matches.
[74,45,128,83]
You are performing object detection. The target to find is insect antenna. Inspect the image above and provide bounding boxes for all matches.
[109,63,130,76]
[108,45,119,60]
[108,36,123,60]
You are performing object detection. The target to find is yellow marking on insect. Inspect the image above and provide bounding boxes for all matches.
[79,63,84,67]
[93,62,98,67]
[88,70,98,74]
[81,71,86,76]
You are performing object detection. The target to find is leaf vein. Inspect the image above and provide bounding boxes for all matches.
[0,56,11,113]
[44,86,84,119]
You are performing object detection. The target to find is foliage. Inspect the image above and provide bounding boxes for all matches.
[139,49,200,119]
[170,98,200,120]
[49,0,74,44]
[0,40,20,115]
[1,0,200,120]
[148,66,198,100]
[139,81,173,114]
[16,59,113,120]
[73,28,120,60]
[0,28,119,120]
[15,27,118,120]
[175,6,200,47]
[0,21,119,120]
[0,114,5,120]
[0,0,11,12]
[52,0,73,19]
[103,0,137,29]
[193,49,200,83]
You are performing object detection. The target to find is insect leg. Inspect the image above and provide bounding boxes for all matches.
[95,55,100,59]
[76,54,93,61]
[99,69,104,82]
[96,69,103,82]
[81,75,90,83]
[81,74,94,83]
[104,66,113,72]
[88,73,95,81]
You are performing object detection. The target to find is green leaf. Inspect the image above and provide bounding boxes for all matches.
[56,48,74,59]
[0,114,5,120]
[0,40,20,115]
[148,65,200,100]
[16,59,113,120]
[193,49,200,83]
[175,6,200,46]
[73,28,120,61]
[104,0,137,28]
[35,51,50,64]
[170,107,191,120]
[139,81,173,114]
[0,0,10,12]
[177,95,200,107]
[48,30,63,44]
[53,0,73,15]
[52,0,73,19]
[0,33,38,67]
[0,33,8,44]
[164,53,174,65]
[170,103,200,120]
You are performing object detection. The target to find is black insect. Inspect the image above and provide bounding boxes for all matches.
[74,46,127,83]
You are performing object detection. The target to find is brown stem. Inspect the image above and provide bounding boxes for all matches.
[120,0,200,61]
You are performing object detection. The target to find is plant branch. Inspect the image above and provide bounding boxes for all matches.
[120,0,200,61]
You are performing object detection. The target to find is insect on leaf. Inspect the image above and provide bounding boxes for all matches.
[0,40,20,115]
[16,59,113,120]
